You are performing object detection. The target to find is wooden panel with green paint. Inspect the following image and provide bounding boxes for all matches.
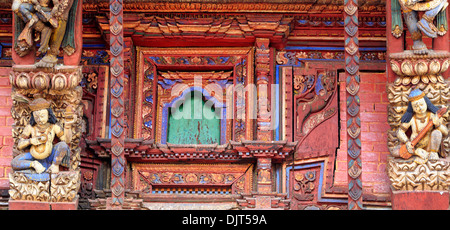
[167,92,220,144]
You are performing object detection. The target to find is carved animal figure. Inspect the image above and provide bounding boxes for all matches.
[296,73,336,135]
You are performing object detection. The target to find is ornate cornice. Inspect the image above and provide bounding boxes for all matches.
[86,138,298,162]
[80,0,385,14]
[0,1,386,14]
[96,14,293,39]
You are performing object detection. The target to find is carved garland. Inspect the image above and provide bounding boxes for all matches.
[344,0,363,210]
[109,0,126,207]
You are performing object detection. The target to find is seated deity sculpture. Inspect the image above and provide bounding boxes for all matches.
[395,89,448,164]
[11,98,72,181]
[397,0,448,54]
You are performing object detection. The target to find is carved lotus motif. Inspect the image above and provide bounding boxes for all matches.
[10,66,82,91]
[389,51,450,79]
[414,61,428,76]
[429,60,441,75]
[442,59,449,72]
[52,74,67,91]
[401,60,414,76]
[390,61,402,76]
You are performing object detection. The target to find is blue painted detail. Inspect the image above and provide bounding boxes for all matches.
[315,74,325,96]
[219,57,230,63]
[149,56,161,64]
[145,95,153,104]
[144,120,152,129]
[146,72,154,81]
[158,79,182,90]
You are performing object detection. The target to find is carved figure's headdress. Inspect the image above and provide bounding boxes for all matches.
[408,88,426,102]
[29,98,51,112]
[401,88,440,123]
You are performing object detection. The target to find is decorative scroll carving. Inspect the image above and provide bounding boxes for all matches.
[9,66,83,170]
[387,0,450,193]
[387,52,450,161]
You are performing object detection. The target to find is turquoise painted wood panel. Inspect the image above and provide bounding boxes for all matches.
[167,93,220,144]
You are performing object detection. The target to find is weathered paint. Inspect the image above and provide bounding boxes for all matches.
[168,93,220,145]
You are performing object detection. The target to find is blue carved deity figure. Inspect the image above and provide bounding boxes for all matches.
[397,0,448,53]
[396,89,449,163]
[11,98,70,181]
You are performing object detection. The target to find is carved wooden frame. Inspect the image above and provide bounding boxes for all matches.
[132,163,253,195]
[134,47,255,143]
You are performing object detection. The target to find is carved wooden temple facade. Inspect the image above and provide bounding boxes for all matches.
[0,0,449,210]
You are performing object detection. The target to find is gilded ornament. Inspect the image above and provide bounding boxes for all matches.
[390,89,448,163]
[429,60,441,75]
[404,76,413,85]
[52,75,67,91]
[401,60,414,76]
[441,59,449,72]
[390,61,402,76]
[414,61,428,76]
[32,74,50,91]
[387,156,450,191]
[16,74,31,89]
[392,25,403,38]
[8,65,84,203]
[429,75,438,83]
[394,77,402,86]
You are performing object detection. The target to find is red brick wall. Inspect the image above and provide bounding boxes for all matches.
[335,72,391,199]
[0,67,12,190]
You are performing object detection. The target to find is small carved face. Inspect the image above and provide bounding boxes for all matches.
[411,98,427,115]
[33,109,49,126]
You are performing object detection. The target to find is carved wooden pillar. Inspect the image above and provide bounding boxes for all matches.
[9,0,83,209]
[109,0,126,208]
[255,38,274,194]
[255,38,273,141]
[256,157,272,193]
[386,0,450,210]
[344,0,364,210]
